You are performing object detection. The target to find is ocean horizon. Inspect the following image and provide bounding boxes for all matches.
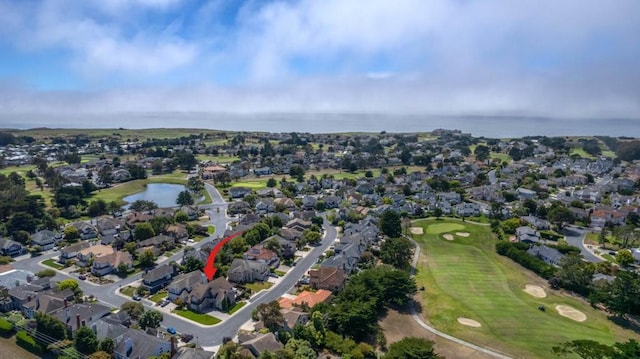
[1,113,638,138]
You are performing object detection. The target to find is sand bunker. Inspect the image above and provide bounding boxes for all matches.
[457,317,482,327]
[523,284,547,298]
[456,232,470,237]
[443,234,454,241]
[556,305,587,322]
[410,227,424,235]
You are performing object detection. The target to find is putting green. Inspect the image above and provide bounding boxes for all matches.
[412,219,635,359]
[425,222,466,235]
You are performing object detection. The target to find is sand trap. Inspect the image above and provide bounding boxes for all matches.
[457,317,481,327]
[523,284,547,298]
[556,305,587,322]
[410,227,424,235]
[443,234,454,241]
[456,232,470,237]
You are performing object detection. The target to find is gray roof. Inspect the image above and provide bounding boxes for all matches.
[173,347,215,359]
[143,264,175,283]
[0,269,35,289]
[114,328,170,359]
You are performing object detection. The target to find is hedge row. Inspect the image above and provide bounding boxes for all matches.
[495,241,557,279]
[0,317,13,335]
[16,330,44,354]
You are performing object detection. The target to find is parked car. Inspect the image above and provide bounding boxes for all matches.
[160,299,170,307]
[132,294,142,301]
[167,327,176,335]
[78,274,87,280]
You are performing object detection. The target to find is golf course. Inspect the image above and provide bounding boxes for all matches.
[411,219,637,358]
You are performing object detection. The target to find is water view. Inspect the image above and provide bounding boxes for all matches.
[123,183,187,209]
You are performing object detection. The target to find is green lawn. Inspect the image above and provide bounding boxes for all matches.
[149,291,167,303]
[207,225,216,234]
[245,281,273,293]
[227,302,246,315]
[569,147,596,159]
[412,219,636,359]
[42,259,64,270]
[173,309,221,325]
[119,286,136,297]
[231,180,268,189]
[196,154,240,163]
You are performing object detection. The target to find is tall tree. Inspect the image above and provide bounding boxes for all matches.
[256,301,284,332]
[385,337,442,359]
[120,301,144,320]
[176,190,194,206]
[380,237,413,269]
[36,312,67,341]
[139,310,163,329]
[75,326,99,355]
[379,210,402,238]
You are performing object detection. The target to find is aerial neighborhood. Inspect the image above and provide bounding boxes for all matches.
[0,128,640,358]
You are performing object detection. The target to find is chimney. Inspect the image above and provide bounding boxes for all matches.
[76,314,81,329]
[64,299,68,308]
[170,335,176,358]
[65,308,70,321]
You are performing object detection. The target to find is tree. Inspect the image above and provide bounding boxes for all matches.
[120,301,144,320]
[134,222,155,240]
[139,249,157,268]
[385,337,442,359]
[284,339,316,359]
[87,199,107,217]
[266,178,277,188]
[474,145,490,161]
[139,309,163,329]
[64,226,79,241]
[129,200,158,212]
[616,250,635,267]
[89,351,112,359]
[433,207,443,219]
[556,254,594,296]
[379,210,402,238]
[98,337,114,354]
[303,230,322,246]
[552,339,615,359]
[187,177,204,192]
[183,256,204,273]
[174,210,189,223]
[176,190,194,206]
[548,206,574,230]
[97,165,113,186]
[58,279,79,291]
[36,312,67,341]
[256,300,284,332]
[380,237,413,269]
[75,326,99,355]
[124,242,138,255]
[605,270,640,317]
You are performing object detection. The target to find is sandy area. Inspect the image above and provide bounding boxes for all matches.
[443,234,454,241]
[456,232,470,237]
[457,317,482,327]
[556,305,587,322]
[410,227,424,235]
[523,284,547,298]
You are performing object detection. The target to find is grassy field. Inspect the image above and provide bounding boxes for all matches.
[11,128,223,141]
[227,302,246,315]
[412,219,636,358]
[245,281,273,293]
[42,259,64,270]
[173,309,221,325]
[196,154,240,163]
[569,147,597,159]
[149,291,168,304]
[119,286,136,297]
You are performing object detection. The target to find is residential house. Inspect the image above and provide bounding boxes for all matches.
[70,221,99,240]
[58,242,91,264]
[138,234,175,252]
[278,289,332,310]
[0,237,26,257]
[188,277,236,313]
[521,216,551,230]
[180,206,200,221]
[77,244,114,267]
[50,302,111,335]
[167,271,205,302]
[280,308,309,332]
[96,217,122,236]
[309,266,346,292]
[142,264,176,293]
[285,218,312,232]
[516,187,537,200]
[255,198,275,215]
[229,187,251,199]
[31,230,62,251]
[172,347,215,359]
[243,245,279,267]
[227,259,269,283]
[113,328,172,359]
[516,226,541,243]
[91,250,133,276]
[165,224,189,242]
[239,332,283,358]
[527,245,565,266]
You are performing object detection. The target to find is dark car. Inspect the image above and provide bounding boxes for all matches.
[160,299,170,307]
[78,274,87,280]
[132,294,142,301]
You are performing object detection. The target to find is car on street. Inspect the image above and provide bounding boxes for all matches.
[132,294,142,301]
[167,327,176,335]
[78,274,87,280]
[160,299,170,307]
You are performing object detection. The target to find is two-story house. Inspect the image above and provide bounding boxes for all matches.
[167,271,205,302]
[91,251,133,277]
[227,259,269,284]
[188,278,236,313]
[141,264,176,294]
[58,242,91,264]
[31,230,62,251]
[0,237,26,257]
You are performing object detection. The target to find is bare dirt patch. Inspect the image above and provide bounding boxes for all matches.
[556,305,587,322]
[443,234,454,241]
[523,284,547,298]
[410,227,424,235]
[456,232,470,237]
[457,317,482,327]
[380,308,493,359]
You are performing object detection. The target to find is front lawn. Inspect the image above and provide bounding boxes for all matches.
[226,302,246,315]
[245,281,273,294]
[119,286,136,297]
[173,309,221,325]
[149,291,167,303]
[207,225,215,234]
[42,259,64,270]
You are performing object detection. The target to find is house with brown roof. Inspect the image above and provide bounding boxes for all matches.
[92,250,133,276]
[239,332,284,358]
[168,271,205,302]
[77,244,115,267]
[280,308,309,332]
[243,245,279,267]
[309,266,346,292]
[188,277,236,313]
[278,289,332,310]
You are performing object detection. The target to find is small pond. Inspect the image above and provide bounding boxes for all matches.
[123,183,188,209]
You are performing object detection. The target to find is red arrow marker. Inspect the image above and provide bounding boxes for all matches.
[203,231,243,281]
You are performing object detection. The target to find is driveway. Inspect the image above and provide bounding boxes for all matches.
[561,225,603,263]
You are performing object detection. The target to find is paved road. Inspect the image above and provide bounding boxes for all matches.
[562,225,603,263]
[406,235,512,359]
[13,184,338,347]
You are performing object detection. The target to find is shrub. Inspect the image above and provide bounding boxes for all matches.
[0,317,13,335]
[16,330,43,354]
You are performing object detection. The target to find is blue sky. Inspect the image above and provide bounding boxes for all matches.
[0,0,639,126]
